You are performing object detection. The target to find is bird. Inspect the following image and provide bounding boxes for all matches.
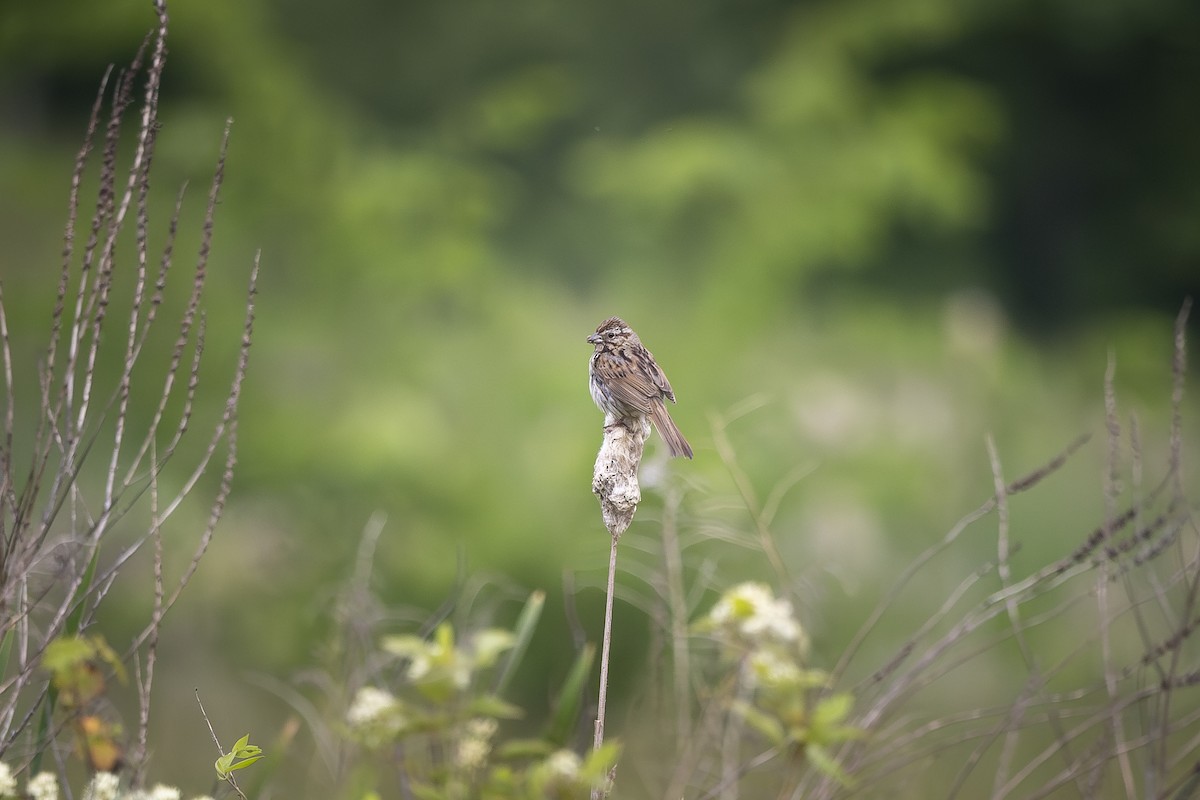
[587,316,693,459]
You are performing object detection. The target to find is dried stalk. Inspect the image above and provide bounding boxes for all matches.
[590,418,649,798]
[0,0,257,781]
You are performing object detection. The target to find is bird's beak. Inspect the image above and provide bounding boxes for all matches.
[587,333,600,344]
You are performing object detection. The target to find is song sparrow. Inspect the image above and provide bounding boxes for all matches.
[588,316,693,459]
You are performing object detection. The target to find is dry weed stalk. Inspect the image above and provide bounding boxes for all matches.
[796,300,1198,799]
[0,0,256,783]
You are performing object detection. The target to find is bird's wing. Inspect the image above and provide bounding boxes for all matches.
[596,353,668,413]
[646,348,677,404]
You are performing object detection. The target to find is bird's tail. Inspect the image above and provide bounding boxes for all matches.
[650,402,693,459]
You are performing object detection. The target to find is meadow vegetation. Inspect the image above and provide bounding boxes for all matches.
[2,1,1199,798]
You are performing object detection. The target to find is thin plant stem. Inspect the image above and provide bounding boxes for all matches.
[592,531,620,800]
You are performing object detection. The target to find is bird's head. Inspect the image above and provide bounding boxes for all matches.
[587,317,636,347]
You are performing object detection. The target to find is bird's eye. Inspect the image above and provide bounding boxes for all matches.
[606,331,615,338]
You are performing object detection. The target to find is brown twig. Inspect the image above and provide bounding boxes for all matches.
[1101,349,1138,797]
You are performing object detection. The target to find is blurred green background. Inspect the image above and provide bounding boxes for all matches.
[2,0,1200,794]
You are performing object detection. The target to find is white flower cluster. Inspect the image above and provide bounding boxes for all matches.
[28,772,59,800]
[705,582,808,652]
[543,749,582,780]
[387,626,514,691]
[0,767,210,800]
[82,773,121,800]
[455,717,498,771]
[123,784,183,800]
[347,686,400,727]
[0,763,15,798]
[346,685,407,746]
[748,646,804,688]
[531,749,608,796]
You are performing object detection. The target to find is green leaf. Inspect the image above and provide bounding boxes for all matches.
[495,738,554,759]
[805,743,855,787]
[41,637,94,673]
[412,673,458,704]
[435,622,455,653]
[90,635,127,684]
[493,590,545,697]
[581,741,622,780]
[382,634,429,658]
[0,630,14,682]
[810,694,863,744]
[481,764,519,799]
[409,779,445,800]
[215,734,265,779]
[820,724,863,744]
[31,694,52,776]
[467,694,524,720]
[64,547,100,636]
[543,642,595,746]
[796,668,831,689]
[228,755,263,773]
[471,629,515,668]
[812,694,852,727]
[731,700,786,746]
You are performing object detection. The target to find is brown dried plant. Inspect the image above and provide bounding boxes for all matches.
[0,0,256,786]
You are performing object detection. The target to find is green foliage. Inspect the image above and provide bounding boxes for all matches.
[341,592,614,798]
[6,0,1193,716]
[3,0,1200,796]
[698,583,860,787]
[493,589,545,698]
[215,733,265,780]
[542,644,596,748]
[42,635,126,706]
[381,623,516,705]
[525,744,621,800]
